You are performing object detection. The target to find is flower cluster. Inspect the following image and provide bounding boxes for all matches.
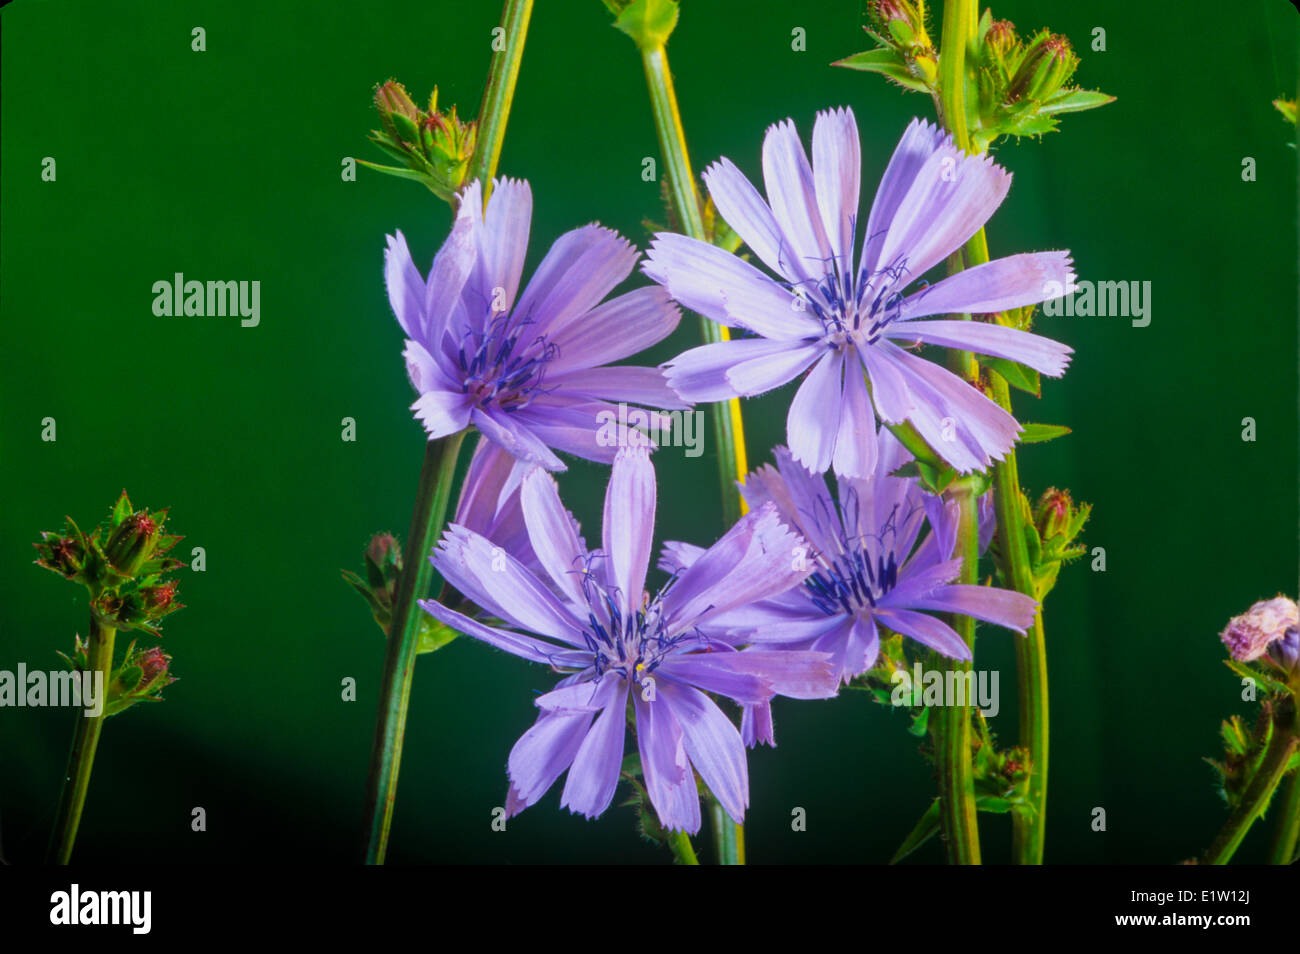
[393,109,1091,836]
[35,490,186,638]
[838,11,1114,151]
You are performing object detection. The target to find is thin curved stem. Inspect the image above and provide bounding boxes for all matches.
[640,37,748,864]
[640,44,749,525]
[47,618,116,864]
[360,431,466,863]
[359,0,530,866]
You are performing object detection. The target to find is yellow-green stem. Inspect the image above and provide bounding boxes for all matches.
[469,0,534,195]
[639,37,747,863]
[667,828,700,865]
[930,0,981,867]
[47,617,116,864]
[964,162,1051,869]
[640,44,749,525]
[936,0,1051,862]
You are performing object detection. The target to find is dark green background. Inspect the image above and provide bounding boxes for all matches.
[2,0,1296,864]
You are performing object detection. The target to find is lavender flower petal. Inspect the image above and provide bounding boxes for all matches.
[634,691,700,833]
[659,681,749,824]
[560,676,628,818]
[786,351,844,474]
[811,107,860,279]
[761,119,833,285]
[602,446,656,616]
[505,703,592,817]
[643,233,816,339]
[898,251,1076,320]
[547,286,681,373]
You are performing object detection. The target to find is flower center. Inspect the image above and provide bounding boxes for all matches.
[805,544,900,616]
[796,256,913,350]
[577,570,689,686]
[801,495,919,616]
[457,313,556,410]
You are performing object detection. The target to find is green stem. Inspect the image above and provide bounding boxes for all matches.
[47,617,116,864]
[639,36,747,861]
[708,798,745,865]
[640,42,748,525]
[468,0,534,194]
[1202,699,1298,865]
[965,226,1051,864]
[359,431,466,864]
[933,479,982,864]
[667,828,700,865]
[938,0,1051,862]
[1267,697,1300,864]
[1011,601,1049,861]
[928,0,981,867]
[359,0,530,866]
[1268,760,1300,865]
[936,0,972,153]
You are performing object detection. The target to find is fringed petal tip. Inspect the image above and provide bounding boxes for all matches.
[813,104,857,125]
[504,783,530,820]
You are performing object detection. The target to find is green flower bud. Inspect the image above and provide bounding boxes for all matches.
[1034,488,1071,541]
[105,643,176,716]
[364,79,477,204]
[35,530,86,580]
[104,511,160,577]
[374,80,419,137]
[343,532,406,635]
[869,0,931,48]
[1008,31,1078,103]
[868,0,937,86]
[1023,488,1090,600]
[1033,488,1087,549]
[982,18,1019,77]
[141,579,179,612]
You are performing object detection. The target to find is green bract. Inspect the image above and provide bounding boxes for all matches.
[605,0,679,51]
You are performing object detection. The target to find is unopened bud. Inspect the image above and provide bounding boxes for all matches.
[1009,31,1078,103]
[1266,627,1300,674]
[1034,487,1072,541]
[105,512,159,577]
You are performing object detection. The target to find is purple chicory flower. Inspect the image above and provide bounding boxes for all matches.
[386,178,686,472]
[644,110,1075,477]
[662,427,1036,744]
[421,447,839,833]
[1220,596,1300,663]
